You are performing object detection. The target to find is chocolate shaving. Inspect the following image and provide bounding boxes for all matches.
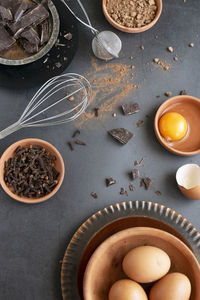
[90,192,98,199]
[106,177,116,187]
[94,107,99,117]
[72,130,80,138]
[108,128,133,145]
[122,102,140,115]
[39,19,49,45]
[134,158,144,166]
[75,140,86,146]
[140,177,152,190]
[67,141,74,151]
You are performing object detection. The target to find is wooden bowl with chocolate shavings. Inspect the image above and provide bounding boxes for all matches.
[102,0,162,33]
[0,138,65,204]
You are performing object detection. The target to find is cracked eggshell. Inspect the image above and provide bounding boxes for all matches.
[176,164,200,200]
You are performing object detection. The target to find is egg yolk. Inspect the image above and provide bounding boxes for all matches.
[158,112,188,141]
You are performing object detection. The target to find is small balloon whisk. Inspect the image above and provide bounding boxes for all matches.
[0,73,91,139]
[60,0,122,61]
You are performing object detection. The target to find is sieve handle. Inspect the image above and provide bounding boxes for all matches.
[0,121,22,140]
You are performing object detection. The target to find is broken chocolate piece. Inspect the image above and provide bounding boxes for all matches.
[179,90,188,95]
[120,187,128,196]
[9,4,49,36]
[106,177,116,187]
[134,158,144,166]
[129,184,135,191]
[108,128,133,145]
[94,107,99,117]
[20,27,40,45]
[64,32,72,40]
[72,130,80,138]
[155,190,162,196]
[136,120,144,127]
[40,19,49,45]
[131,169,140,180]
[0,0,22,14]
[0,24,15,53]
[19,38,38,53]
[140,177,152,190]
[14,1,29,22]
[75,140,86,146]
[122,103,140,115]
[0,5,12,21]
[91,192,98,199]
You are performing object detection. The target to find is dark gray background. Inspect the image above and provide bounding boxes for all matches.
[0,0,200,299]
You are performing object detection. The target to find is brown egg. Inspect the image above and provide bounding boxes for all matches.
[122,246,171,283]
[108,279,148,300]
[149,272,191,300]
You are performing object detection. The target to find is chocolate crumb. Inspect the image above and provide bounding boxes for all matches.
[140,45,144,50]
[106,177,116,187]
[64,32,72,40]
[167,46,173,53]
[155,190,162,196]
[55,62,62,68]
[179,90,187,95]
[91,192,98,199]
[120,187,128,196]
[156,95,161,98]
[122,102,140,115]
[94,107,99,117]
[137,120,144,127]
[173,56,178,61]
[134,157,144,166]
[72,130,80,138]
[129,184,135,191]
[75,140,86,146]
[131,169,140,180]
[140,177,152,190]
[189,43,194,47]
[67,141,74,151]
[112,113,117,117]
[165,92,172,97]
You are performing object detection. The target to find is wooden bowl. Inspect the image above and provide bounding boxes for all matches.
[0,138,65,204]
[102,0,162,33]
[154,95,200,156]
[83,227,200,300]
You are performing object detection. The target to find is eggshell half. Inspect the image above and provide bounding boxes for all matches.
[176,164,200,200]
[149,272,191,300]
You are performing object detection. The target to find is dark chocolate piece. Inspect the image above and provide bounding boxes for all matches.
[155,190,162,196]
[72,130,80,138]
[106,177,116,187]
[134,158,144,166]
[9,4,49,35]
[0,0,22,14]
[40,19,49,45]
[94,107,99,117]
[136,120,144,127]
[122,103,140,115]
[20,27,40,46]
[90,192,98,199]
[179,90,188,95]
[140,177,152,190]
[75,140,86,146]
[131,169,140,180]
[19,38,38,53]
[0,24,15,53]
[67,141,74,151]
[64,32,72,40]
[0,5,12,21]
[108,128,133,145]
[120,187,128,196]
[14,1,29,21]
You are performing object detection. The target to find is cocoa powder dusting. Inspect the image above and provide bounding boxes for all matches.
[75,57,139,128]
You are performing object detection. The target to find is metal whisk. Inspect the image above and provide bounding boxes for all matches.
[0,73,91,139]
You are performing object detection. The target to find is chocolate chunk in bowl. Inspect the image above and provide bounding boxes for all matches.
[0,0,60,66]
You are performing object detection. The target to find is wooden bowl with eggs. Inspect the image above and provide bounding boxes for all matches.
[83,227,200,300]
[154,95,200,156]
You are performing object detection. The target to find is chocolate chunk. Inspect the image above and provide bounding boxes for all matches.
[122,103,140,115]
[134,158,144,166]
[91,192,98,199]
[40,19,49,45]
[94,107,99,117]
[108,128,133,145]
[9,4,49,36]
[120,187,128,196]
[0,24,15,53]
[106,177,116,187]
[0,5,12,21]
[155,190,162,196]
[75,140,86,146]
[140,177,152,190]
[72,130,80,138]
[0,0,22,14]
[20,27,40,46]
[14,1,29,22]
[129,184,135,191]
[179,90,188,95]
[131,169,140,180]
[64,32,72,40]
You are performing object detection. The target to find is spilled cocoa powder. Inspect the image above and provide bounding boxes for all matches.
[75,57,139,128]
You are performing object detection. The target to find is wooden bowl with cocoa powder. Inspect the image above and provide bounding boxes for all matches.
[102,0,162,33]
[0,139,65,204]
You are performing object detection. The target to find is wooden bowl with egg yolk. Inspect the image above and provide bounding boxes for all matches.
[83,227,200,300]
[154,95,200,156]
[102,0,162,33]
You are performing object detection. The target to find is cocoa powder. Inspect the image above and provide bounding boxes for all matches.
[106,0,157,28]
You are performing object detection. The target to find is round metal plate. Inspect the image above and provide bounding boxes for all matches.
[61,200,200,300]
